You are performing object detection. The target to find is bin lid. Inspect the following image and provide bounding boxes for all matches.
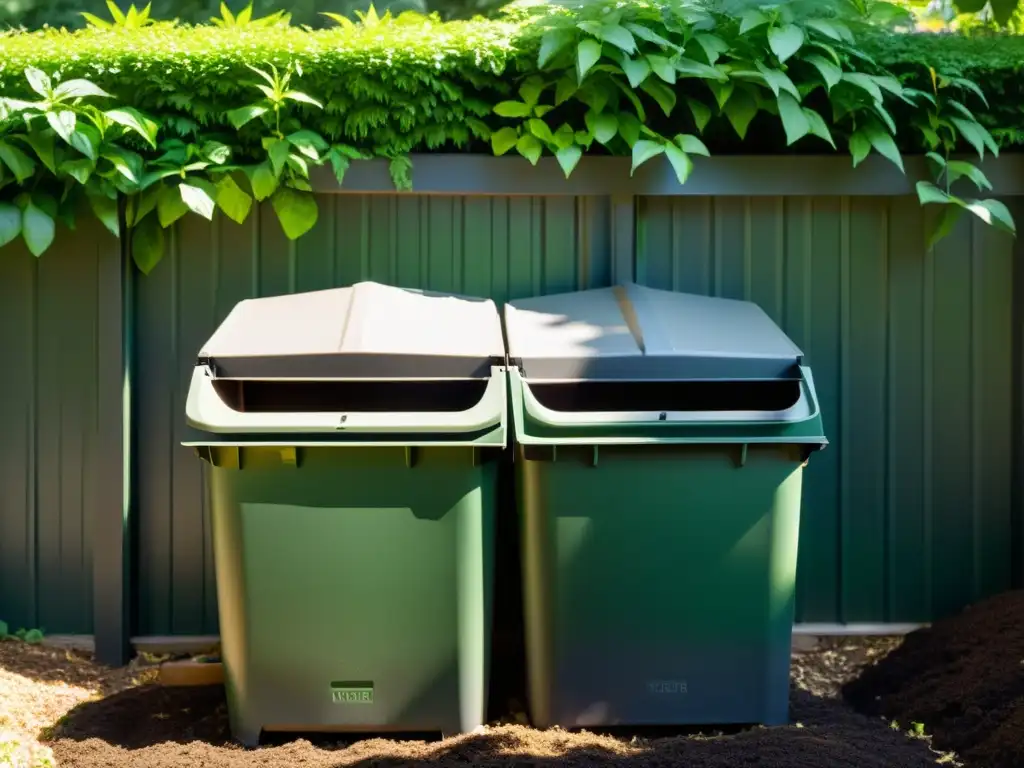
[198,281,506,380]
[504,283,803,382]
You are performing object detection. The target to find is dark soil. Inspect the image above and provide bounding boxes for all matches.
[844,589,1024,768]
[44,640,950,768]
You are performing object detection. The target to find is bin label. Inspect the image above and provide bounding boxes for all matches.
[647,680,687,695]
[331,681,374,704]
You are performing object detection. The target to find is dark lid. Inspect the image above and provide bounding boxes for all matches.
[504,283,803,382]
[198,281,505,380]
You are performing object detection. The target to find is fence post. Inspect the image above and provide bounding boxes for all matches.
[93,198,133,665]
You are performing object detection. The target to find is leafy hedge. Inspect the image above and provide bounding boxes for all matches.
[0,0,1017,272]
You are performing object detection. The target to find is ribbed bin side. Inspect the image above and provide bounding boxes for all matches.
[518,444,805,728]
[207,446,496,743]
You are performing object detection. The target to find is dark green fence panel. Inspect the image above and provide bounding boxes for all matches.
[0,220,120,634]
[637,195,1018,624]
[131,190,1020,635]
[133,194,617,635]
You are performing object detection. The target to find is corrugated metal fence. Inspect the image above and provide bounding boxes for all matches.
[1,156,1022,660]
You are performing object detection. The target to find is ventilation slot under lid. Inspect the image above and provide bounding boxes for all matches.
[212,379,489,414]
[527,379,802,414]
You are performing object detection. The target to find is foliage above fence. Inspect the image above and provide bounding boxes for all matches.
[0,0,1016,272]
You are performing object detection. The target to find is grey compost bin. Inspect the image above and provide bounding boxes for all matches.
[505,283,827,729]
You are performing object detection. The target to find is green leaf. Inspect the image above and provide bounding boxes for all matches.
[494,101,532,118]
[131,214,164,274]
[964,198,1015,235]
[916,181,951,205]
[647,54,676,84]
[87,190,119,236]
[676,58,728,82]
[693,33,729,65]
[686,98,712,133]
[587,111,619,145]
[22,628,43,645]
[631,139,664,175]
[22,201,54,257]
[0,141,35,183]
[282,91,323,109]
[618,112,642,147]
[0,203,22,247]
[553,124,575,150]
[179,182,216,220]
[624,22,674,49]
[707,80,734,110]
[249,162,277,201]
[805,55,842,91]
[927,204,964,250]
[555,76,577,106]
[664,144,693,185]
[864,123,904,172]
[641,79,676,117]
[614,79,647,122]
[803,108,835,148]
[271,187,318,239]
[53,79,111,100]
[69,129,99,162]
[286,130,328,161]
[842,72,883,103]
[519,76,545,108]
[267,139,290,176]
[768,24,804,63]
[724,88,759,140]
[129,185,160,226]
[947,76,989,108]
[618,56,650,88]
[677,134,710,157]
[22,131,55,173]
[528,119,554,144]
[951,117,998,160]
[739,8,768,34]
[577,39,603,81]
[556,145,582,178]
[946,161,992,192]
[599,24,636,54]
[24,66,52,98]
[46,110,76,143]
[202,141,232,165]
[491,126,519,156]
[60,158,93,185]
[215,176,253,224]
[327,149,350,186]
[227,104,268,129]
[516,133,543,165]
[806,19,851,42]
[777,93,810,146]
[539,28,573,68]
[755,62,801,99]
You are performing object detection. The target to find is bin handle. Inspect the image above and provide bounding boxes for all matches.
[519,367,820,428]
[185,366,506,434]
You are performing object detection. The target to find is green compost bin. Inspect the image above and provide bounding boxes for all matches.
[184,281,507,746]
[505,283,827,729]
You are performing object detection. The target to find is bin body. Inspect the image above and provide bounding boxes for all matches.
[519,443,803,727]
[505,283,827,729]
[205,445,495,744]
[185,281,507,745]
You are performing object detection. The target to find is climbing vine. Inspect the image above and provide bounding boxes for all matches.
[0,0,1013,272]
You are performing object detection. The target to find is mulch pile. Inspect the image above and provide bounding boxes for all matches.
[43,640,947,768]
[845,589,1024,768]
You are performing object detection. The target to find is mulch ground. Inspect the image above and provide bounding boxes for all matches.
[0,635,957,768]
[844,590,1024,768]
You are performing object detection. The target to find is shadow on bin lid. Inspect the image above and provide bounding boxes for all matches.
[504,283,802,382]
[198,281,506,380]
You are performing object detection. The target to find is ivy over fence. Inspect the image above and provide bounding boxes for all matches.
[0,0,1016,273]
